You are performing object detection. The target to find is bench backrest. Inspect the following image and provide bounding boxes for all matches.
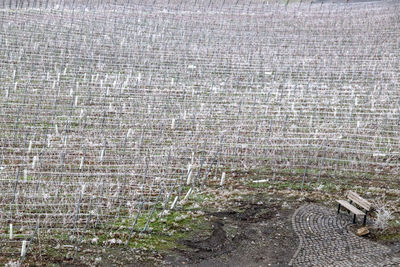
[346,191,372,211]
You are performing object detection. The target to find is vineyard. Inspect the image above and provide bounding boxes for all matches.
[0,0,399,264]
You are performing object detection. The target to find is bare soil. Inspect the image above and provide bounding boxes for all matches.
[164,195,300,267]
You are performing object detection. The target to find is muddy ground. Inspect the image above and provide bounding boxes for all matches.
[164,194,300,267]
[89,191,302,267]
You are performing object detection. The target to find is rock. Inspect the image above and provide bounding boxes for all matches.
[356,227,369,236]
[95,257,102,264]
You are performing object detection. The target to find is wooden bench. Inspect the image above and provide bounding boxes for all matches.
[337,191,372,226]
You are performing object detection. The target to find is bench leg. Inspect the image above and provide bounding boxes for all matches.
[337,204,341,214]
[363,211,368,226]
[353,214,356,224]
[348,200,353,214]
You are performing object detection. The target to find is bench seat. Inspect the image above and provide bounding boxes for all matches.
[336,200,365,216]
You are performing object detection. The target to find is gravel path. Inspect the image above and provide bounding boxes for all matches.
[290,204,400,266]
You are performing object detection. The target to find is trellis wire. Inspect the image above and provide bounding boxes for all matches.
[0,0,399,262]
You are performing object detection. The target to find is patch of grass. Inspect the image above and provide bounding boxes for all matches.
[86,192,212,252]
[379,232,400,241]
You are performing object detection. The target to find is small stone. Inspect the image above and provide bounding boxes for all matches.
[356,227,369,236]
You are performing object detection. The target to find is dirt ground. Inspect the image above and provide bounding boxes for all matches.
[164,194,300,267]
